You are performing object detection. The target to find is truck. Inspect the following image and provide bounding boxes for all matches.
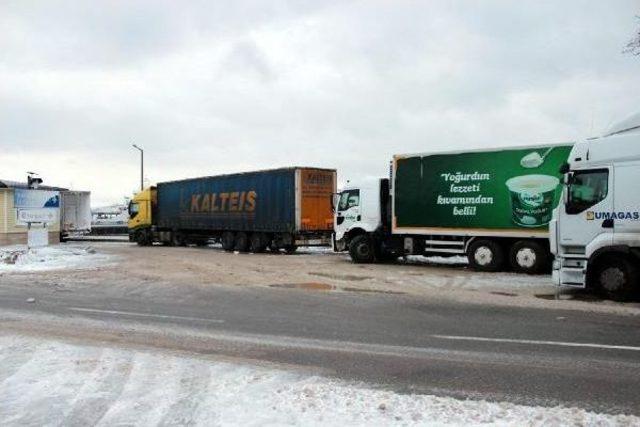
[552,112,640,300]
[59,191,92,241]
[91,203,129,235]
[128,167,336,252]
[334,144,573,273]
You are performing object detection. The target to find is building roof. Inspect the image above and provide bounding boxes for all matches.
[0,179,68,191]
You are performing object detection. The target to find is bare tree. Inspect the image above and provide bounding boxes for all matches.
[624,16,640,55]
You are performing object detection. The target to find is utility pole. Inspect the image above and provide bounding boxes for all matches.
[132,144,144,191]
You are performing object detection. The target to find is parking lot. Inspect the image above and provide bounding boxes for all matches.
[3,241,638,317]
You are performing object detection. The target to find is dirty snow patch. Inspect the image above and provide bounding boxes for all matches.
[299,246,335,255]
[0,334,637,426]
[0,244,111,273]
[403,255,469,266]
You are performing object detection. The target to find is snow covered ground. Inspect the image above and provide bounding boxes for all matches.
[0,334,636,427]
[0,244,112,273]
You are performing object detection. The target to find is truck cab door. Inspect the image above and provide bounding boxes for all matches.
[334,189,361,240]
[558,167,613,256]
[612,161,640,239]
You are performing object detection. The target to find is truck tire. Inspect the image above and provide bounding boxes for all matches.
[250,233,268,253]
[234,232,250,252]
[596,256,639,301]
[349,235,376,263]
[467,239,505,272]
[136,230,152,246]
[172,232,187,247]
[284,245,298,254]
[221,232,235,252]
[509,240,549,274]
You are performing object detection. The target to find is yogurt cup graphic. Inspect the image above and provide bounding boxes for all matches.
[506,174,560,227]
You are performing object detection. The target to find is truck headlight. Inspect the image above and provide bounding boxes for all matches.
[552,259,560,270]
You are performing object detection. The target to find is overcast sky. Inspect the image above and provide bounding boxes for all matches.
[1,1,638,206]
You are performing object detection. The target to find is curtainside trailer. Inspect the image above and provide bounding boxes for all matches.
[334,143,573,273]
[128,167,336,252]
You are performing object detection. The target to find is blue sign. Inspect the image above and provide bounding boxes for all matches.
[14,189,60,208]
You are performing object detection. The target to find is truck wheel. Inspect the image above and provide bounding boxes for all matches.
[136,230,151,246]
[172,232,187,247]
[509,240,548,274]
[596,256,638,301]
[467,239,505,272]
[250,233,268,253]
[284,245,298,254]
[221,232,235,252]
[349,235,376,263]
[234,232,250,252]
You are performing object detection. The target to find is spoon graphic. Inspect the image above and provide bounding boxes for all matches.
[520,147,554,168]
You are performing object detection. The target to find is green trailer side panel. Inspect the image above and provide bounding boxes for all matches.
[394,145,573,231]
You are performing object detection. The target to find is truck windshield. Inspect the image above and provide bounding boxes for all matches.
[338,190,360,211]
[128,201,140,218]
[566,169,608,214]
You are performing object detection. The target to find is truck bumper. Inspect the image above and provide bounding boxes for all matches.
[553,257,587,288]
[551,264,561,286]
[333,235,347,252]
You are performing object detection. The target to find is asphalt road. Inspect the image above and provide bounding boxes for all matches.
[1,277,639,415]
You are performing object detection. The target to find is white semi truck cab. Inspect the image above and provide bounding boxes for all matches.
[333,178,390,255]
[552,113,640,300]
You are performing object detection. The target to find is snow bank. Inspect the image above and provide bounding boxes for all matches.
[0,334,635,426]
[0,244,111,273]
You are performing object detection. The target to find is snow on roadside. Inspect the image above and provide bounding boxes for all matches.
[0,244,112,273]
[0,334,636,426]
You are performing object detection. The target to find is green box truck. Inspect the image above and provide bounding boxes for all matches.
[334,143,573,273]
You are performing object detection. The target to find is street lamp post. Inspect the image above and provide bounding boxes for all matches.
[132,144,144,191]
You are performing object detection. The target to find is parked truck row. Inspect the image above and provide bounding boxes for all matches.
[127,113,640,300]
[335,113,640,300]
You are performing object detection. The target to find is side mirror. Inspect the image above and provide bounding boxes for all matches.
[559,162,570,175]
[331,193,340,213]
